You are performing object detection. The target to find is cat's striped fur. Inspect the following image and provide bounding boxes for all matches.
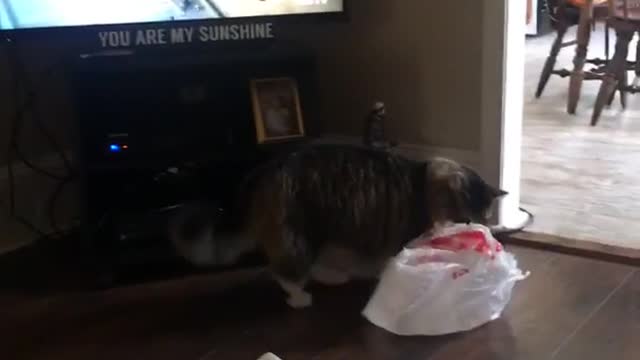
[168,144,507,308]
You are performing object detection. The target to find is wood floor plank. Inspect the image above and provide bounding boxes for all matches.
[424,253,635,360]
[552,269,640,360]
[198,246,555,360]
[507,231,640,265]
[506,245,556,272]
[1,244,635,360]
[1,269,271,360]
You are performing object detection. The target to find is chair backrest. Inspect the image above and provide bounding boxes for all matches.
[608,0,640,20]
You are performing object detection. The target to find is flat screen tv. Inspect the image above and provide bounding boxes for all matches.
[0,0,345,32]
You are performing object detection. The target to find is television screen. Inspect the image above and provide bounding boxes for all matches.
[0,0,344,31]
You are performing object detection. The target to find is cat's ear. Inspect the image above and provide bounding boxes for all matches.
[489,187,508,198]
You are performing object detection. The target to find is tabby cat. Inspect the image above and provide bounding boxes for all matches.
[168,144,507,308]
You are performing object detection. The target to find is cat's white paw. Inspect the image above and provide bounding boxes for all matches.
[311,266,350,285]
[286,292,312,309]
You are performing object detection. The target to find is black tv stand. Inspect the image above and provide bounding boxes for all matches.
[66,45,319,287]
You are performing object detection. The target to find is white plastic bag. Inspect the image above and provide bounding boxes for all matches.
[362,223,530,336]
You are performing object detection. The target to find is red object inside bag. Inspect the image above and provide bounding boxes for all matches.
[414,230,500,257]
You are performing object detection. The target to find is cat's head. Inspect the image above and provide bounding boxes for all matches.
[427,158,508,226]
[457,165,508,224]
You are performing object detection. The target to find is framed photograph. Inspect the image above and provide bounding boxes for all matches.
[250,77,305,144]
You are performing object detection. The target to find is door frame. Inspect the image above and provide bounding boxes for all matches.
[481,0,529,229]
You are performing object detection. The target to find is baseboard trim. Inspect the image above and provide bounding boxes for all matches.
[500,231,640,266]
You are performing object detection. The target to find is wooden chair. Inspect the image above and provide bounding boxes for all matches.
[591,0,640,125]
[535,0,610,114]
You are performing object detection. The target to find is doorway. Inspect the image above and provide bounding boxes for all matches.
[499,0,640,252]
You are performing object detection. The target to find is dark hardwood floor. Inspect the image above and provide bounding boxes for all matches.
[0,241,637,360]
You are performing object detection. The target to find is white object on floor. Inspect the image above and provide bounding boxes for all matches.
[257,352,283,360]
[362,223,530,336]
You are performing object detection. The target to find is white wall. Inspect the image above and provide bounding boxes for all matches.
[481,0,529,229]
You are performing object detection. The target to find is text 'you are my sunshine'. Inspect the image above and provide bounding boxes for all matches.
[98,22,275,48]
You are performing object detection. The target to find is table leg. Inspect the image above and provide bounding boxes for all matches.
[567,1,593,114]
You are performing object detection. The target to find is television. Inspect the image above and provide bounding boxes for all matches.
[0,0,345,32]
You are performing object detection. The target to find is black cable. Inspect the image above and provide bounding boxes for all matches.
[9,89,67,181]
[6,111,51,239]
[5,38,73,177]
[48,175,73,234]
[27,66,73,175]
[4,36,75,239]
[490,207,535,237]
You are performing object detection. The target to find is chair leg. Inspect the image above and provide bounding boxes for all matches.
[605,22,610,61]
[607,86,616,106]
[619,68,628,109]
[635,30,640,78]
[626,33,640,106]
[536,25,569,98]
[608,32,631,107]
[592,28,634,126]
[592,77,617,126]
[616,35,640,110]
[568,5,593,114]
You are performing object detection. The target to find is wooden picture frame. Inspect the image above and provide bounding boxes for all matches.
[250,77,305,144]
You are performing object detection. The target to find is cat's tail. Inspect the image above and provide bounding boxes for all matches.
[167,201,219,266]
[167,200,258,267]
[167,160,280,267]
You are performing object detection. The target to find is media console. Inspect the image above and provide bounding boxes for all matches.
[66,45,320,285]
